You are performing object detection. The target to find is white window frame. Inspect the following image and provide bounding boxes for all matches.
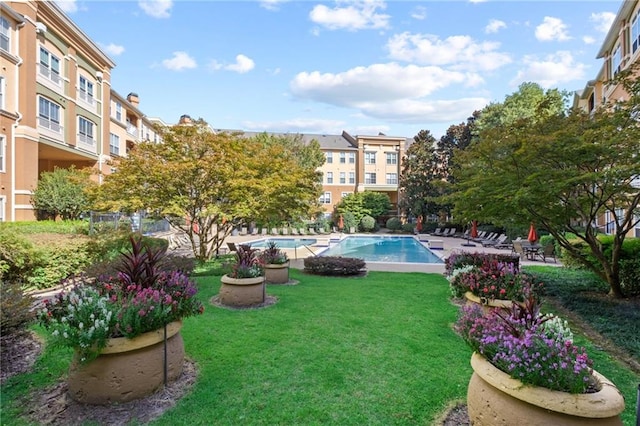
[365,172,376,184]
[386,173,398,185]
[339,172,346,184]
[632,9,640,55]
[0,135,5,173]
[0,16,9,53]
[339,152,346,163]
[341,191,352,198]
[349,172,355,184]
[365,151,376,165]
[386,152,398,165]
[109,133,120,156]
[38,96,63,133]
[0,195,5,222]
[325,152,333,164]
[77,116,95,149]
[39,47,62,85]
[611,44,622,77]
[78,75,94,105]
[326,171,333,184]
[320,192,332,204]
[115,102,122,121]
[0,76,5,110]
[349,152,355,163]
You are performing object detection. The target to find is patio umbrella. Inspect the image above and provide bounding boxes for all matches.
[528,222,538,244]
[416,215,423,232]
[338,214,344,231]
[470,220,478,239]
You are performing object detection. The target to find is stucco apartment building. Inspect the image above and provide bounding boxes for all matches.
[0,1,162,221]
[573,0,640,237]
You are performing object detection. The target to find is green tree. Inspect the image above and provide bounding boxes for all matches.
[450,73,640,298]
[31,166,93,220]
[334,191,391,225]
[94,120,322,261]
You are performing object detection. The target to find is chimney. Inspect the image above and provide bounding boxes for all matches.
[179,114,192,125]
[127,92,139,107]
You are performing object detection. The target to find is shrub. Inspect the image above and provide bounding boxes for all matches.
[25,237,92,290]
[619,257,640,297]
[304,256,366,276]
[0,228,42,282]
[258,241,288,265]
[360,215,375,232]
[401,223,415,233]
[0,280,34,337]
[385,217,402,231]
[445,252,520,276]
[229,244,263,278]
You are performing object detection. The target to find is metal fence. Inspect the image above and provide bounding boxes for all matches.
[88,211,170,235]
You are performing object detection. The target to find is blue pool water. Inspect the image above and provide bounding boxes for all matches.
[319,236,443,263]
[249,238,317,249]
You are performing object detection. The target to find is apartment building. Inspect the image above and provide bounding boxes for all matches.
[235,129,408,217]
[573,0,640,237]
[0,1,162,221]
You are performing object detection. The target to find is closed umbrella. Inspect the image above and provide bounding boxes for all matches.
[471,220,478,239]
[416,215,423,232]
[338,214,344,231]
[528,222,538,244]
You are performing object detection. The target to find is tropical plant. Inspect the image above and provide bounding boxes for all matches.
[38,236,204,363]
[228,244,263,278]
[258,241,288,265]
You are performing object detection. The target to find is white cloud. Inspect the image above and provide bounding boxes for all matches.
[468,0,487,3]
[161,51,197,71]
[386,32,512,72]
[535,16,571,42]
[243,118,348,134]
[411,6,427,21]
[511,51,586,88]
[209,54,256,74]
[309,0,390,31]
[358,98,489,123]
[55,0,78,13]
[583,36,596,45]
[259,0,289,11]
[101,43,125,56]
[590,12,616,34]
[485,19,506,34]
[139,0,173,19]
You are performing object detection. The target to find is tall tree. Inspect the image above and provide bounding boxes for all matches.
[399,130,443,219]
[31,166,94,220]
[93,120,322,261]
[450,73,640,298]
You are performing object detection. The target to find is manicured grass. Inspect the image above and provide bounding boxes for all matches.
[2,268,638,424]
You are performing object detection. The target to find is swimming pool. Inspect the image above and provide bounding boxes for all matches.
[319,236,443,264]
[249,238,317,249]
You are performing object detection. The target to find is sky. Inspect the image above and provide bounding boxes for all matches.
[54,0,621,139]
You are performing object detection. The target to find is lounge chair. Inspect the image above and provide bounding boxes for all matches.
[250,228,259,236]
[261,228,268,236]
[299,228,307,235]
[308,228,317,235]
[482,234,508,247]
[431,227,442,236]
[240,227,248,236]
[281,228,289,235]
[535,244,557,263]
[291,228,300,236]
[270,228,279,235]
[227,242,238,253]
[512,240,525,259]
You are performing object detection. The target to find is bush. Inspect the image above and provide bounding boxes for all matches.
[0,280,34,337]
[0,228,41,282]
[386,217,402,231]
[304,256,366,276]
[445,251,520,276]
[619,257,640,297]
[25,237,92,290]
[401,223,415,233]
[86,230,169,264]
[360,215,375,232]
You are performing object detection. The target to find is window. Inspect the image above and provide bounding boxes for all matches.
[115,102,122,121]
[341,192,352,198]
[339,172,346,184]
[325,152,333,163]
[386,152,397,165]
[0,76,4,110]
[0,17,9,53]
[319,192,331,204]
[326,172,333,184]
[365,151,376,164]
[109,133,120,156]
[349,172,355,184]
[0,195,5,222]
[38,96,62,132]
[339,152,346,163]
[632,9,640,54]
[386,173,398,184]
[0,135,5,172]
[611,44,622,77]
[349,152,355,163]
[78,76,94,104]
[78,116,95,145]
[39,47,61,85]
[365,172,376,184]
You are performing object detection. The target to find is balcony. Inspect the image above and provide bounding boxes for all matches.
[77,90,95,107]
[77,133,97,153]
[38,116,63,134]
[126,123,139,137]
[38,63,62,86]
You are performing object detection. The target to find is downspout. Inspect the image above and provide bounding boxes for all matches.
[11,20,26,221]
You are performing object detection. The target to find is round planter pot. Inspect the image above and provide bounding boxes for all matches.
[464,291,517,314]
[68,321,184,404]
[219,274,266,307]
[264,262,290,284]
[467,352,625,426]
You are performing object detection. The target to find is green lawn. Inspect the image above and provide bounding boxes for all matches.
[2,269,639,425]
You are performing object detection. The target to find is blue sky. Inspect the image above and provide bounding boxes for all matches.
[55,0,619,138]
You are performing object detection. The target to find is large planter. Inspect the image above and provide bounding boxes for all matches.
[467,352,625,425]
[264,262,290,284]
[464,291,518,314]
[219,274,266,307]
[68,321,184,404]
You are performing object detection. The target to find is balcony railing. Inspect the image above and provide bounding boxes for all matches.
[77,133,96,152]
[126,123,138,137]
[78,90,95,106]
[38,63,62,85]
[38,116,63,133]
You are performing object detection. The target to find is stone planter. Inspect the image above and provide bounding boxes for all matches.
[464,291,518,314]
[219,274,266,307]
[68,321,184,404]
[264,262,289,284]
[467,352,625,425]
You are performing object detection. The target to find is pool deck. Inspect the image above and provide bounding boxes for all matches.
[222,232,562,274]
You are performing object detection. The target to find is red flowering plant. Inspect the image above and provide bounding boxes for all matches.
[38,236,204,363]
[448,258,544,302]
